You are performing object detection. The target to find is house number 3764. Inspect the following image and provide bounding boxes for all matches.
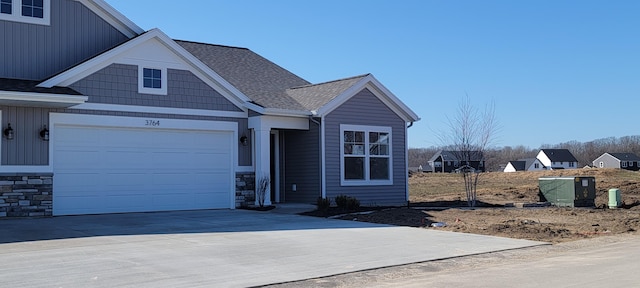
[145,120,160,126]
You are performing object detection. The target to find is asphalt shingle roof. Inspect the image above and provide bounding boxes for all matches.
[176,40,311,111]
[429,150,485,162]
[609,153,640,161]
[286,74,368,111]
[540,149,578,162]
[0,78,81,95]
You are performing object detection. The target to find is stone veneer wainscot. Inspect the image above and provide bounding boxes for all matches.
[235,172,255,208]
[0,174,53,217]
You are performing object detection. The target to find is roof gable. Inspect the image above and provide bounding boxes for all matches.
[311,74,419,122]
[38,29,249,110]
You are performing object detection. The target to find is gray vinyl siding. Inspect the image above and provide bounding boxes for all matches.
[70,64,243,112]
[324,88,407,206]
[1,106,49,165]
[1,106,251,166]
[283,121,320,203]
[594,155,620,169]
[0,0,129,80]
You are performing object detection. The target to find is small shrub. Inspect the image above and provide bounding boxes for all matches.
[346,197,360,210]
[316,197,331,211]
[335,195,349,209]
[335,194,360,210]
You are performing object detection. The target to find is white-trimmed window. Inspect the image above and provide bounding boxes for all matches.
[621,161,627,168]
[1,0,11,14]
[569,162,575,167]
[0,0,50,25]
[599,161,604,168]
[138,66,167,95]
[340,124,392,186]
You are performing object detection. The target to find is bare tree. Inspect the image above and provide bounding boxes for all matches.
[439,96,499,207]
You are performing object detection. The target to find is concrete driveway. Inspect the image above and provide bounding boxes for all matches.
[0,208,545,287]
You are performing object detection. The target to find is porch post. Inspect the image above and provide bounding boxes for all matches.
[254,127,272,206]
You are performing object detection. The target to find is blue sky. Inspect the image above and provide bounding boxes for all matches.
[108,0,639,149]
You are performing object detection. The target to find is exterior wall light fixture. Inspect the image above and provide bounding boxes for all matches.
[240,135,248,146]
[4,123,14,140]
[40,125,49,141]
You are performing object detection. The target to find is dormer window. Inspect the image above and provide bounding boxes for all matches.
[138,66,167,95]
[143,68,162,89]
[0,0,49,25]
[21,0,43,18]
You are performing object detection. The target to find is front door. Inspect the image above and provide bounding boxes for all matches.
[270,132,280,203]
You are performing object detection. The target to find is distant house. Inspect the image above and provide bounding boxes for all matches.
[428,150,485,173]
[536,149,579,170]
[503,158,545,172]
[592,153,640,171]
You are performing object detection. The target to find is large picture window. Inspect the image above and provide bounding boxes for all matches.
[340,124,392,186]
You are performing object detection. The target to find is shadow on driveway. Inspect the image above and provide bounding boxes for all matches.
[0,209,388,244]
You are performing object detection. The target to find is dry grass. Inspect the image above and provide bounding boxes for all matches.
[410,168,640,206]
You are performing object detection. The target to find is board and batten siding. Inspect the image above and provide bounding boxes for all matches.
[324,88,407,206]
[0,0,129,80]
[1,106,49,165]
[283,121,321,203]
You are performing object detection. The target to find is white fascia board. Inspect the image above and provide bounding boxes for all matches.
[79,0,144,38]
[314,74,420,122]
[50,112,238,132]
[248,115,309,131]
[70,103,247,118]
[0,91,88,106]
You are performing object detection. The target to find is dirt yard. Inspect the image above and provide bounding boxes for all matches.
[313,169,640,243]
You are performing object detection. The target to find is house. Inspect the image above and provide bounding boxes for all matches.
[592,153,640,171]
[427,150,485,173]
[536,149,578,170]
[0,0,419,217]
[503,158,545,172]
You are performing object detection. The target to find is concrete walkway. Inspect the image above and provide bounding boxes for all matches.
[0,209,545,287]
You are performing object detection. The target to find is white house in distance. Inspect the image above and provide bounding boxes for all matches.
[536,149,579,170]
[504,149,579,172]
[503,158,546,172]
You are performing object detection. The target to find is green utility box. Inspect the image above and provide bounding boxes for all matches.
[538,176,596,207]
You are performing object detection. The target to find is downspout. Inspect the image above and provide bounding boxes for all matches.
[405,121,414,206]
[309,115,323,199]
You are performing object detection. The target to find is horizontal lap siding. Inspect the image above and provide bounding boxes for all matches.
[283,122,321,203]
[0,0,128,80]
[324,88,407,206]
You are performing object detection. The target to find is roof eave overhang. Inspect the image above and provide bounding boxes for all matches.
[245,102,312,118]
[0,91,88,108]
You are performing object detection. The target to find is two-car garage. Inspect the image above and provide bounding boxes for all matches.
[51,113,237,216]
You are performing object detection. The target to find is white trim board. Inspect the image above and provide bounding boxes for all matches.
[50,113,238,132]
[70,103,247,118]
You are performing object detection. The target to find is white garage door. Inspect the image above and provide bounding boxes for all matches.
[53,123,234,216]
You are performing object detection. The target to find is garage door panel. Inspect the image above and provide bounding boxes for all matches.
[53,123,235,216]
[56,150,101,168]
